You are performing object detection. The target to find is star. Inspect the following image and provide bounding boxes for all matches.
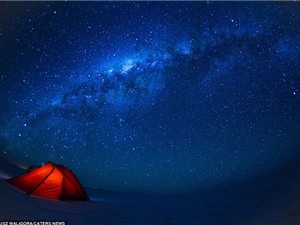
[0,2,299,193]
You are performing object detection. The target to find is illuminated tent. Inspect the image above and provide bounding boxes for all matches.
[6,162,89,201]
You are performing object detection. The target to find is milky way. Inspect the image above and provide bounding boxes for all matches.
[0,2,300,193]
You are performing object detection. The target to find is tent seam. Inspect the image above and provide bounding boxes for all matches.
[26,162,55,195]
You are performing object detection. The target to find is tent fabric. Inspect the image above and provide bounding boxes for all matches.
[57,165,88,200]
[6,162,89,201]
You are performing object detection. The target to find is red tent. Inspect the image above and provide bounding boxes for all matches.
[6,162,89,201]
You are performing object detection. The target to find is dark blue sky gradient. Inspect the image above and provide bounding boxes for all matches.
[0,2,300,193]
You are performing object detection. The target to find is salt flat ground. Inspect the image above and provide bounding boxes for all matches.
[1,160,300,225]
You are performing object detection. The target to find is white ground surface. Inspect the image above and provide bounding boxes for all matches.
[1,160,300,225]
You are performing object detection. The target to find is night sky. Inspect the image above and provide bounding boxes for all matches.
[0,2,300,193]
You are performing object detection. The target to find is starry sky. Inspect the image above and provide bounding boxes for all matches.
[0,2,300,193]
